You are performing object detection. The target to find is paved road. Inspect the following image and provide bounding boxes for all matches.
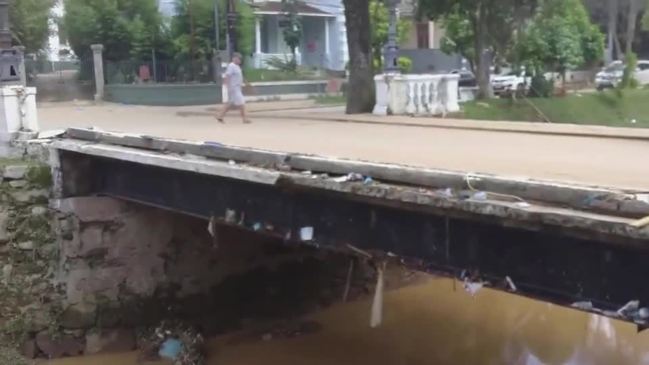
[39,103,649,190]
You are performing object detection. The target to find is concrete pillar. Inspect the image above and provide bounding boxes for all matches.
[255,17,262,68]
[15,46,26,86]
[91,44,105,102]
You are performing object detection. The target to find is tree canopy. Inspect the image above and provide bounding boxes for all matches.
[10,0,56,53]
[516,0,604,75]
[63,0,164,61]
[418,0,536,98]
[171,0,255,61]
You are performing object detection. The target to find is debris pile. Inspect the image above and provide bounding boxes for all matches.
[138,321,205,365]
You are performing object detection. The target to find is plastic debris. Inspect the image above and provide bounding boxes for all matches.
[333,172,364,183]
[301,170,313,175]
[505,276,517,292]
[463,280,484,297]
[253,222,262,231]
[618,300,640,316]
[158,338,183,360]
[299,227,314,241]
[363,176,374,184]
[348,173,364,182]
[571,301,594,311]
[471,191,488,201]
[638,308,649,320]
[224,209,237,224]
[228,160,236,166]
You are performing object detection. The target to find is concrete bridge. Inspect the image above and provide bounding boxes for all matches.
[48,128,649,328]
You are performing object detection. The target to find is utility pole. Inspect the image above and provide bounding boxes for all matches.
[0,0,10,49]
[227,0,238,58]
[188,0,197,80]
[214,0,220,52]
[213,0,222,82]
[383,0,400,74]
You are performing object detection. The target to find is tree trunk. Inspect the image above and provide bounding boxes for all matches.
[343,0,374,114]
[625,0,638,54]
[473,3,492,99]
[607,0,619,61]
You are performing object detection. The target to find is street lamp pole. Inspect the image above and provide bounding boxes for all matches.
[0,0,11,49]
[226,0,238,58]
[383,0,400,74]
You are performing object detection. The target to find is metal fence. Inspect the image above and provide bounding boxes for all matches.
[105,59,219,85]
[25,58,95,102]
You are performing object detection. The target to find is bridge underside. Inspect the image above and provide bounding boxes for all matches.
[51,130,649,328]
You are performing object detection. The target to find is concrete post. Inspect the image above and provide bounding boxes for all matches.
[255,17,262,68]
[15,46,26,86]
[324,18,330,69]
[91,44,105,102]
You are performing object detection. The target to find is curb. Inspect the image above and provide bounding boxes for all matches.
[253,113,649,141]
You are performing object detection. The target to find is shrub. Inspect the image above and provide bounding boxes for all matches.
[528,74,554,98]
[264,56,298,72]
[398,56,413,73]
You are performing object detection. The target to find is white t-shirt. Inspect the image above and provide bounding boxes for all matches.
[225,63,243,90]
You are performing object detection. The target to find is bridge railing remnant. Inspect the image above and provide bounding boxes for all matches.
[373,73,460,116]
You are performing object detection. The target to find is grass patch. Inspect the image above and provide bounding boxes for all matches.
[244,68,323,83]
[460,89,649,127]
[311,94,345,105]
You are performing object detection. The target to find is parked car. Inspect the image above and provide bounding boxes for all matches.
[595,60,649,90]
[450,69,476,87]
[490,70,532,96]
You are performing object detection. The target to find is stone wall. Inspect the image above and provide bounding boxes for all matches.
[0,160,60,363]
[0,142,376,362]
[40,195,367,358]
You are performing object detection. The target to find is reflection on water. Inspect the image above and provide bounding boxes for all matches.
[46,276,649,365]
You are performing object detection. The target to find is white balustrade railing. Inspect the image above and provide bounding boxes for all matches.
[373,73,460,116]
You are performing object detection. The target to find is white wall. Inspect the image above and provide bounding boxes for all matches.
[308,0,348,71]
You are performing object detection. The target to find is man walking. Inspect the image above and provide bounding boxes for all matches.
[216,52,251,124]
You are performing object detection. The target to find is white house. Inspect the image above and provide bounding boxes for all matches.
[250,0,348,71]
[157,0,176,17]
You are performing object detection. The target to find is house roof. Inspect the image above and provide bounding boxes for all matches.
[252,1,334,17]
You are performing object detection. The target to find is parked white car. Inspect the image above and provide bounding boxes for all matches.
[490,71,532,96]
[595,60,649,90]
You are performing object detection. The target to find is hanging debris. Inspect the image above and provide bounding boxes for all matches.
[370,261,387,328]
[342,259,355,303]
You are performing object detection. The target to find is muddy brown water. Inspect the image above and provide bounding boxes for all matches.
[45,276,649,365]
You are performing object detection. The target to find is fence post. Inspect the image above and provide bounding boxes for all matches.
[91,44,105,102]
[15,46,26,86]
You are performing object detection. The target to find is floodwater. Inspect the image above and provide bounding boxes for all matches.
[46,276,649,365]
